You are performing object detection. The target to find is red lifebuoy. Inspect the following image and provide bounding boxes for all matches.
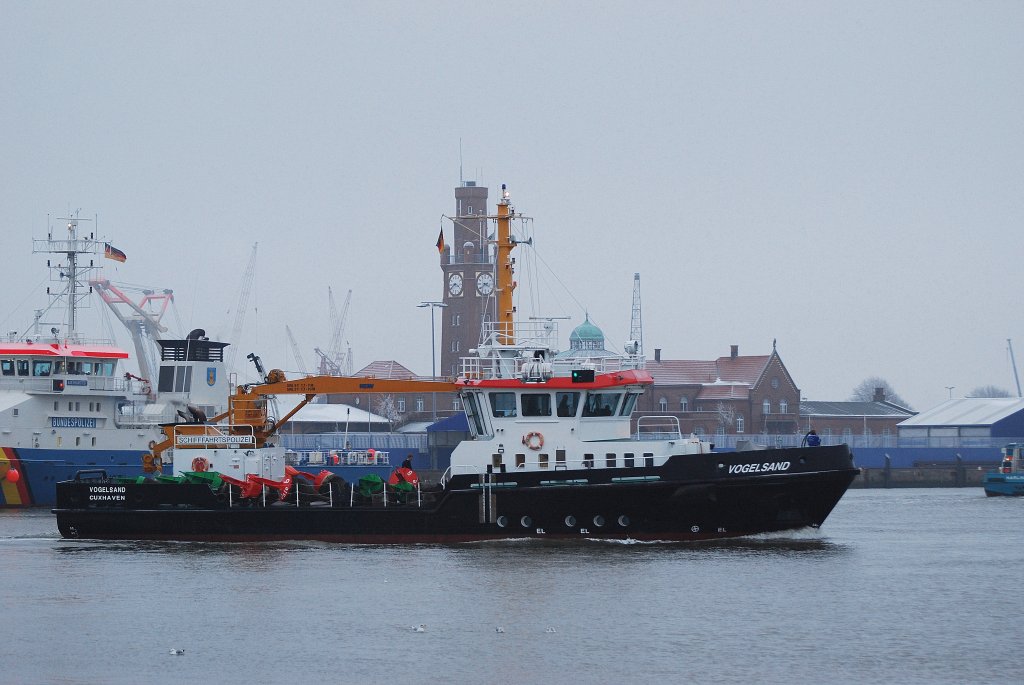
[522,432,544,451]
[191,457,209,472]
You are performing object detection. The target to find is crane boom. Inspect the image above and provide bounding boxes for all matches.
[285,325,308,375]
[228,243,258,371]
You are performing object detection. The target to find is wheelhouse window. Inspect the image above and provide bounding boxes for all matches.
[463,393,486,436]
[488,392,517,417]
[521,393,551,417]
[582,392,621,417]
[556,391,580,417]
[16,360,29,376]
[619,392,639,416]
[1,360,13,376]
[32,360,52,376]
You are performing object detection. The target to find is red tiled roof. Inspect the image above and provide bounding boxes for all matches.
[696,384,751,400]
[353,360,417,380]
[645,355,770,386]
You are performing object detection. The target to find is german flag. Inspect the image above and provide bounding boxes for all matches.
[435,229,445,254]
[104,243,126,263]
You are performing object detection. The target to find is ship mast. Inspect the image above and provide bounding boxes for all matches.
[495,184,515,345]
[32,213,104,342]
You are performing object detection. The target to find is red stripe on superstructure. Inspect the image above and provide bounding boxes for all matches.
[0,343,128,358]
[461,370,653,389]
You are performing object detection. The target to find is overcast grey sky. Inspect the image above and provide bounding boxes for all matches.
[2,1,1022,411]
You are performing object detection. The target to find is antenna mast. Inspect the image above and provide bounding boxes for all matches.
[629,272,643,356]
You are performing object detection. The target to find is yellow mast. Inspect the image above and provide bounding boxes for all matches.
[495,184,515,345]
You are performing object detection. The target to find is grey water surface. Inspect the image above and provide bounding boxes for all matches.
[1,489,1020,685]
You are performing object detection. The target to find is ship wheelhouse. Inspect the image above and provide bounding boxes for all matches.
[0,340,129,394]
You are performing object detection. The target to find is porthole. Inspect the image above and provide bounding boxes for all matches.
[593,515,605,528]
[564,515,576,527]
[520,516,532,528]
[496,515,508,528]
[618,515,630,527]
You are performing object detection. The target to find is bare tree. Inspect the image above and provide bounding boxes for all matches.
[716,402,735,433]
[375,395,403,431]
[969,385,1013,398]
[849,377,912,409]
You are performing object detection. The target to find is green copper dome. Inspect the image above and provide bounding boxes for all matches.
[569,315,605,349]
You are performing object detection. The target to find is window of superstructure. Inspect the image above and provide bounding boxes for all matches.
[582,392,621,417]
[521,393,551,417]
[488,392,516,418]
[75,437,80,446]
[464,394,486,436]
[538,453,549,469]
[75,402,80,411]
[16,360,29,376]
[1,360,13,376]
[620,393,639,416]
[556,392,580,417]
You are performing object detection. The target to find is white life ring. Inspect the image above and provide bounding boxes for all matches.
[522,432,544,451]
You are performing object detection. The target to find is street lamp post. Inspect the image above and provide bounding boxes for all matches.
[418,301,447,420]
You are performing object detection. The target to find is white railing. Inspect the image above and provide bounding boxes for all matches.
[635,415,682,440]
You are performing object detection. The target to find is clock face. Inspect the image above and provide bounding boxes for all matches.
[448,272,463,296]
[476,272,494,295]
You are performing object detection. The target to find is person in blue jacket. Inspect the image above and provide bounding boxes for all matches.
[803,429,821,447]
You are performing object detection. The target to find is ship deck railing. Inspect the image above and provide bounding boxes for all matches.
[1,375,145,394]
[294,449,391,466]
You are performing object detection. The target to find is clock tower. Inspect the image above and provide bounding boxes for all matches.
[439,182,493,379]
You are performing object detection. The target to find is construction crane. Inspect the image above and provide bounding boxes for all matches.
[285,325,309,375]
[228,243,258,372]
[318,287,351,376]
[90,279,175,382]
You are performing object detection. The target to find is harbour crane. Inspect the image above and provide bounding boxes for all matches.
[227,243,258,372]
[285,325,309,375]
[318,287,352,376]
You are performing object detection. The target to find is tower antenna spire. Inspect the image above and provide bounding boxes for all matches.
[629,272,643,356]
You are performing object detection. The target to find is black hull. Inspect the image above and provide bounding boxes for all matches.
[54,445,859,543]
